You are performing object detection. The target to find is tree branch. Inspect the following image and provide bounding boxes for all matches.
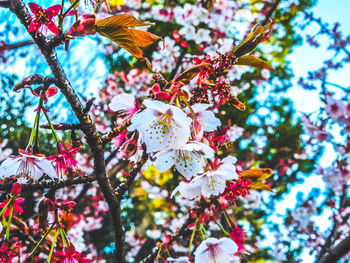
[8,1,126,262]
[102,120,131,145]
[0,174,96,192]
[317,235,350,263]
[115,151,147,200]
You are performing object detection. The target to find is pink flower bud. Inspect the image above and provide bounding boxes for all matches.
[11,182,22,196]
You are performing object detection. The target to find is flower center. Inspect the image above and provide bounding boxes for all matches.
[37,11,50,24]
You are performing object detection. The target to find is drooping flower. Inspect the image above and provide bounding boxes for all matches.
[52,244,89,263]
[28,3,61,35]
[154,141,214,179]
[194,237,238,263]
[47,143,80,179]
[0,149,57,181]
[0,197,25,217]
[128,100,192,153]
[173,156,238,199]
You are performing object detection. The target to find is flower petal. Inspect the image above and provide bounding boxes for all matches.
[110,93,136,112]
[28,2,43,15]
[174,175,205,199]
[28,20,40,33]
[46,4,61,17]
[143,99,169,113]
[0,157,21,178]
[35,159,57,179]
[197,110,221,132]
[46,21,59,35]
[154,149,175,172]
[217,237,238,255]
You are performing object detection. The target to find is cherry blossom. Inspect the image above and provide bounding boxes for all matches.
[128,100,192,153]
[194,237,238,263]
[109,93,139,116]
[47,143,80,179]
[28,3,61,35]
[325,96,345,119]
[173,156,238,199]
[0,149,57,181]
[153,141,215,179]
[190,104,221,140]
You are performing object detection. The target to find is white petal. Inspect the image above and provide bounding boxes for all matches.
[128,109,158,132]
[198,111,221,132]
[192,103,210,113]
[175,176,205,199]
[109,94,136,112]
[143,99,169,113]
[170,106,192,130]
[154,149,175,172]
[175,151,204,179]
[35,159,57,179]
[201,175,226,198]
[0,157,21,178]
[217,237,238,255]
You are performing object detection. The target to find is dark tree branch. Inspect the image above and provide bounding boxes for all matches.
[115,151,147,200]
[40,123,82,130]
[0,174,96,192]
[317,185,348,261]
[0,0,9,8]
[102,119,131,145]
[317,235,350,263]
[9,1,126,262]
[262,0,281,25]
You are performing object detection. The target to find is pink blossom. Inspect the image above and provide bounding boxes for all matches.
[47,143,80,179]
[28,3,61,35]
[325,97,345,119]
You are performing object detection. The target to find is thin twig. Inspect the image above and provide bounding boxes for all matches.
[115,151,147,200]
[102,120,131,145]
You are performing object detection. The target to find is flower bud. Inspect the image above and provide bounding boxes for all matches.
[11,182,22,196]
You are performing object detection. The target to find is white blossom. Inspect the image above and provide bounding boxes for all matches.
[179,25,196,41]
[194,237,238,263]
[195,28,211,44]
[154,141,214,179]
[173,156,238,199]
[0,151,57,181]
[128,100,192,153]
[109,93,136,112]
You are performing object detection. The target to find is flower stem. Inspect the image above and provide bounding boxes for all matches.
[181,98,196,119]
[58,0,65,30]
[27,106,41,148]
[43,110,61,144]
[46,228,59,262]
[5,202,14,240]
[62,0,79,17]
[0,198,13,217]
[211,216,230,236]
[28,223,56,258]
[189,218,198,253]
